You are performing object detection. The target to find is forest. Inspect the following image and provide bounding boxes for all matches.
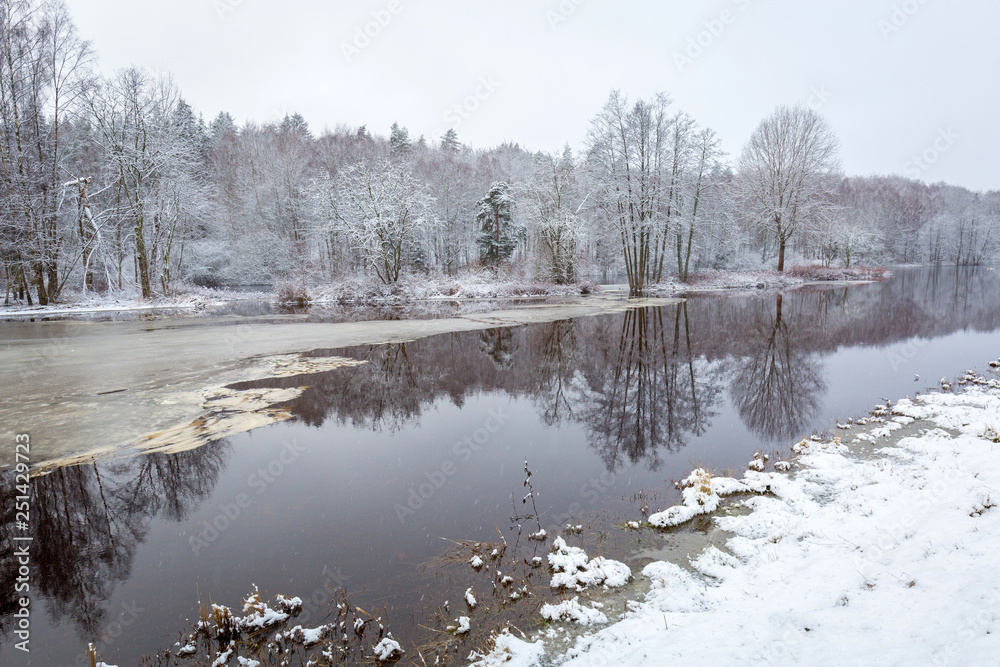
[2,0,998,305]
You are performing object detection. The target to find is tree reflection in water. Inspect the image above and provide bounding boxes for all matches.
[241,268,1000,469]
[730,294,825,441]
[0,444,228,638]
[576,305,720,470]
[5,268,999,652]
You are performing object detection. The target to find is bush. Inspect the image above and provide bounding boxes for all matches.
[786,265,891,281]
[276,281,310,306]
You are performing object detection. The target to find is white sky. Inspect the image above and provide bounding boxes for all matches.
[67,0,999,191]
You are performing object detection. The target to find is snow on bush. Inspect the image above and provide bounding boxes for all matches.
[647,467,782,528]
[548,536,631,591]
[785,265,892,281]
[372,635,404,661]
[309,270,598,305]
[540,596,609,626]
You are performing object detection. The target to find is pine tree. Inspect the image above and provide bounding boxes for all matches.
[389,122,411,154]
[209,111,237,143]
[476,182,517,267]
[281,113,312,140]
[440,128,461,153]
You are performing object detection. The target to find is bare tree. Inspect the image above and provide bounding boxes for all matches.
[519,151,586,283]
[316,158,435,284]
[736,105,840,272]
[586,91,672,295]
[0,0,92,303]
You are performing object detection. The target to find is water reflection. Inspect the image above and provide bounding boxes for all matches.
[577,305,720,470]
[3,267,1000,662]
[230,267,1000,468]
[730,295,825,441]
[0,445,228,638]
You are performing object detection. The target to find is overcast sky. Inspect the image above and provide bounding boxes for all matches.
[67,0,998,191]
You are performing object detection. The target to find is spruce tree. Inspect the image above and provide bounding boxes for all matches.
[475,182,517,267]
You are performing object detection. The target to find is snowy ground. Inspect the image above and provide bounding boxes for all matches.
[0,273,594,316]
[646,266,891,296]
[474,370,1000,666]
[0,267,882,316]
[309,273,597,305]
[0,285,264,317]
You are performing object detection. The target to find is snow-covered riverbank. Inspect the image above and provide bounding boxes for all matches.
[0,266,889,317]
[477,369,1000,666]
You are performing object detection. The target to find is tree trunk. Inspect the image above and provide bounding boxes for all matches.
[777,240,786,272]
[135,218,152,298]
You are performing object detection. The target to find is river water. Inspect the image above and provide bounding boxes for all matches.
[1,267,999,665]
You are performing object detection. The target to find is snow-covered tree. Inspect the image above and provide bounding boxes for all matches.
[440,128,460,153]
[0,0,93,304]
[520,153,586,283]
[736,105,841,272]
[389,121,411,156]
[318,159,435,283]
[586,91,674,295]
[475,181,518,268]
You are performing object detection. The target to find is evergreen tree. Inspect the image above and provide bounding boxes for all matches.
[476,182,517,267]
[209,111,237,141]
[174,99,209,158]
[440,128,461,153]
[389,122,411,154]
[282,112,312,140]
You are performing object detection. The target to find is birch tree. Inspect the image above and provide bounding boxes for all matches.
[586,91,671,295]
[0,0,91,303]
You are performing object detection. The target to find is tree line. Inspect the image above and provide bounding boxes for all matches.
[2,0,997,303]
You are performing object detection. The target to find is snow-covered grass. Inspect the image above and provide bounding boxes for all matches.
[548,536,631,592]
[785,264,893,281]
[308,271,598,305]
[123,585,404,666]
[0,283,267,317]
[0,270,596,316]
[473,370,1000,665]
[647,265,891,296]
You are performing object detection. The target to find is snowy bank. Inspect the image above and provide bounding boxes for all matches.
[0,284,265,317]
[307,273,598,305]
[647,266,891,296]
[474,372,1000,665]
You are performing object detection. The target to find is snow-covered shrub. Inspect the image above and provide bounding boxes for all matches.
[275,281,310,306]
